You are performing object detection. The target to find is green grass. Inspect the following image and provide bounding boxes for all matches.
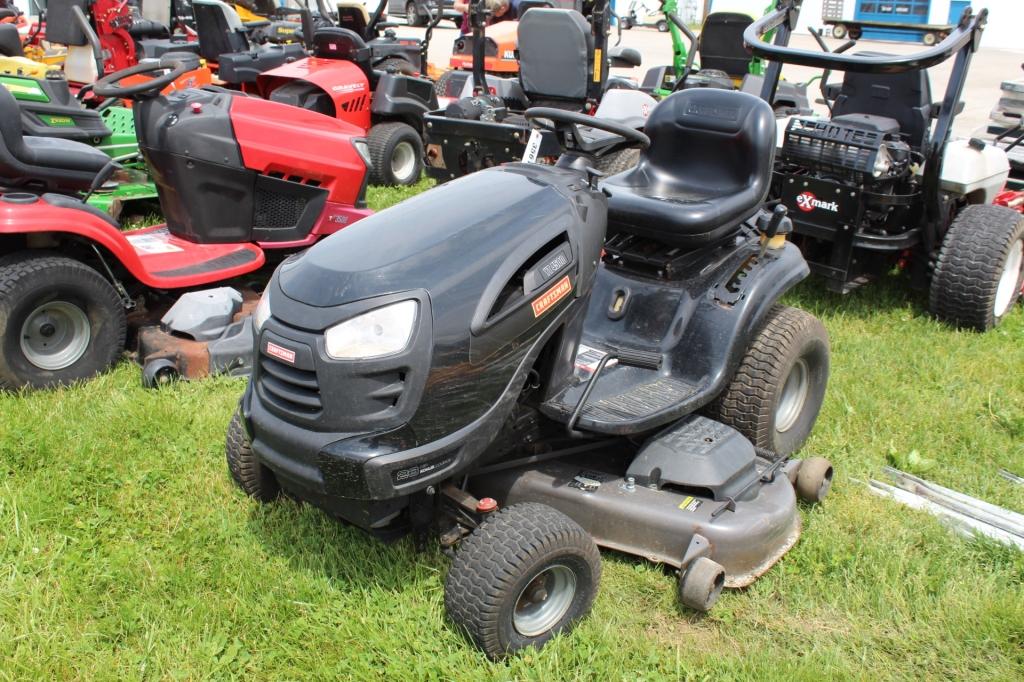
[2,181,1023,679]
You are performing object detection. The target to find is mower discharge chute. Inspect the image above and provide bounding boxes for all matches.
[231,89,834,658]
[0,58,372,390]
[748,1,1022,331]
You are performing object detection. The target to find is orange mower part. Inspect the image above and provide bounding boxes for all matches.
[448,21,519,74]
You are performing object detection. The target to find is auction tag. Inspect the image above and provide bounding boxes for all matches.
[523,128,543,164]
[126,228,183,254]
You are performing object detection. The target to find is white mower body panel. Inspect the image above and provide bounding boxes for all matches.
[940,138,1010,203]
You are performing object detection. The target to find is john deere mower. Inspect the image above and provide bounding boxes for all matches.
[748,1,1022,331]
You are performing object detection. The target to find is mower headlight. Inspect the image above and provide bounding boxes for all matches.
[324,300,418,360]
[253,291,272,332]
[352,138,372,169]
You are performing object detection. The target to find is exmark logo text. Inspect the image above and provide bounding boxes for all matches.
[795,191,839,213]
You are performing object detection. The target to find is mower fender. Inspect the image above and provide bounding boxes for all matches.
[257,59,373,131]
[370,72,438,127]
[0,197,150,284]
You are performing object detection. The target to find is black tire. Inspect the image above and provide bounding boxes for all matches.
[0,253,126,390]
[831,23,847,39]
[433,68,458,98]
[593,148,640,176]
[226,411,280,502]
[706,305,830,456]
[374,57,417,75]
[406,1,425,26]
[141,358,179,389]
[677,557,726,612]
[928,204,1024,331]
[621,17,634,30]
[656,19,668,33]
[367,121,424,186]
[922,32,938,46]
[444,502,601,660]
[848,26,862,40]
[795,456,834,504]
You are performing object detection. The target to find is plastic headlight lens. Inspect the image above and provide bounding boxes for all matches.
[253,291,272,332]
[352,138,372,169]
[324,300,418,360]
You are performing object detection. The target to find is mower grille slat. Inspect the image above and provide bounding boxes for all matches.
[781,118,883,181]
[258,355,322,415]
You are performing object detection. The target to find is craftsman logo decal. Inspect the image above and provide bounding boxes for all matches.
[531,275,572,317]
[266,341,296,364]
[795,191,839,213]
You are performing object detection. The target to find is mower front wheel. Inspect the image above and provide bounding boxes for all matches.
[367,122,424,187]
[929,204,1024,331]
[0,253,126,390]
[444,502,601,659]
[706,305,830,456]
[226,411,280,503]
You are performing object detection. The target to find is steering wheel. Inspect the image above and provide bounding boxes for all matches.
[93,59,189,100]
[524,107,651,154]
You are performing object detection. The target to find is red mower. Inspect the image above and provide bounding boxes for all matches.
[0,59,372,389]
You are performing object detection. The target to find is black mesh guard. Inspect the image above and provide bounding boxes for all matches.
[781,118,883,181]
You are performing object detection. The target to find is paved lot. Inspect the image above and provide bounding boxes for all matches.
[407,23,1024,136]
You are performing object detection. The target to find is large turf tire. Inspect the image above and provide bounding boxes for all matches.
[444,502,601,660]
[433,68,459,98]
[594,148,640,177]
[374,57,417,75]
[367,121,424,186]
[0,253,126,390]
[226,411,280,502]
[928,204,1024,331]
[706,305,830,456]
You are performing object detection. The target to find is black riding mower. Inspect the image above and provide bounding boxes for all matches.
[423,0,650,180]
[748,1,1023,331]
[228,87,834,658]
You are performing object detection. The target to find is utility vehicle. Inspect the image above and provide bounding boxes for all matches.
[0,59,372,389]
[229,88,834,658]
[748,1,1022,330]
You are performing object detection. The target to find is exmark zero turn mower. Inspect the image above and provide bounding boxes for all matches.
[230,89,834,658]
[0,59,373,389]
[748,2,1023,331]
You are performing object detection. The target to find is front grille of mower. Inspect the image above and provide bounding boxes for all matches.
[782,118,883,179]
[258,354,322,416]
[253,187,309,230]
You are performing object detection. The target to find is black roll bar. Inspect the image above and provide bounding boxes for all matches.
[744,1,986,74]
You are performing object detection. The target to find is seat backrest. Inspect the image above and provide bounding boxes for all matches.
[41,0,91,46]
[698,11,752,77]
[336,1,371,39]
[517,8,593,101]
[643,88,775,201]
[193,0,251,60]
[313,26,371,77]
[0,83,29,179]
[0,23,23,58]
[832,54,932,151]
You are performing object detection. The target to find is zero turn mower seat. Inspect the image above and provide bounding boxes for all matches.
[517,8,597,105]
[602,89,775,248]
[830,54,932,151]
[0,86,110,191]
[697,12,754,78]
[193,0,304,83]
[0,24,23,57]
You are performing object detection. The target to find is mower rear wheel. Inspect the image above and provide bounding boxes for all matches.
[706,305,829,456]
[367,122,424,187]
[375,57,417,75]
[929,204,1024,331]
[226,411,280,502]
[0,253,126,390]
[678,556,726,612]
[444,502,601,659]
[795,456,834,504]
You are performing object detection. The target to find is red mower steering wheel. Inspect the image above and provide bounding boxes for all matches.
[93,59,189,100]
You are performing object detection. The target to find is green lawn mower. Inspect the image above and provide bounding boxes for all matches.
[1,70,159,217]
[640,1,809,114]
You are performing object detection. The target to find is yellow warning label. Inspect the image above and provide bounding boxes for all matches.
[593,49,602,82]
[678,496,702,512]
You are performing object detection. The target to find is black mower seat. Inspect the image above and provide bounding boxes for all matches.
[602,89,775,248]
[0,86,109,190]
[0,23,22,58]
